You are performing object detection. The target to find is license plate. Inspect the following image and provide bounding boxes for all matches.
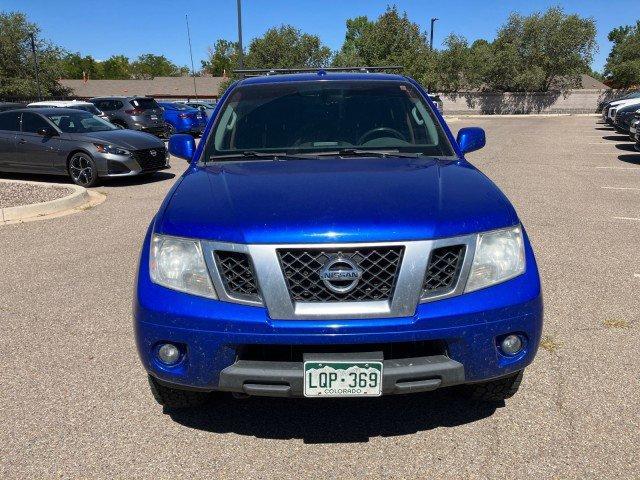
[150,115,158,120]
[304,361,383,397]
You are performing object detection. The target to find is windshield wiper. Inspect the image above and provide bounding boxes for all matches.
[207,151,316,162]
[315,149,425,158]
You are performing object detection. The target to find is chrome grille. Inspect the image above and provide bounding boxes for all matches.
[277,247,404,302]
[215,251,260,300]
[422,245,466,296]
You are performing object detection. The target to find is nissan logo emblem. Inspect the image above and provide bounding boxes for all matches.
[319,257,363,294]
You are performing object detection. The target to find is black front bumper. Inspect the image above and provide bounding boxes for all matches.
[216,355,465,397]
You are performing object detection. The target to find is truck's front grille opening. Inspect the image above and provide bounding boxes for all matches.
[422,245,466,296]
[236,340,447,362]
[277,246,404,302]
[215,251,261,300]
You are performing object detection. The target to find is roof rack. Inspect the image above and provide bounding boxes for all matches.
[233,66,402,78]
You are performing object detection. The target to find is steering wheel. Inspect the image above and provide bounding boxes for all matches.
[357,127,407,145]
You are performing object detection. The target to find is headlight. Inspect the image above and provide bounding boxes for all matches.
[149,234,216,298]
[94,143,130,156]
[465,226,525,292]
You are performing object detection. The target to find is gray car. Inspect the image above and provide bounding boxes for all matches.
[89,96,166,137]
[0,108,169,187]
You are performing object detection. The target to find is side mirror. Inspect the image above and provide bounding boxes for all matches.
[37,127,57,137]
[456,127,486,155]
[168,133,196,160]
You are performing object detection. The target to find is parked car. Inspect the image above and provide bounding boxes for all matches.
[27,100,107,120]
[89,96,165,137]
[598,91,640,114]
[135,71,542,409]
[428,94,443,113]
[0,108,169,187]
[605,97,640,125]
[613,102,640,133]
[0,102,26,112]
[158,102,207,136]
[629,111,640,141]
[175,100,217,117]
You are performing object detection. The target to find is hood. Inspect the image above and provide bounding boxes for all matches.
[72,129,163,150]
[157,157,519,244]
[611,98,640,109]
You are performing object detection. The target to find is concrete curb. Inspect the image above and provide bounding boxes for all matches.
[0,179,89,224]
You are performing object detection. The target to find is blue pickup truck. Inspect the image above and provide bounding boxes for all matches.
[134,70,543,408]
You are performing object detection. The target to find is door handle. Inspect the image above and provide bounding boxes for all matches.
[18,138,26,144]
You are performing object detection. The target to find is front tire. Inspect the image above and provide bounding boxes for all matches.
[147,375,210,409]
[165,122,176,136]
[68,152,99,187]
[460,370,524,402]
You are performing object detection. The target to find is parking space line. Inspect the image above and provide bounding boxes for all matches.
[613,216,640,221]
[596,166,640,170]
[601,186,640,191]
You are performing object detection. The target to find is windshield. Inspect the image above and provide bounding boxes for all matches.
[130,98,160,110]
[205,80,454,159]
[45,111,118,133]
[70,104,102,115]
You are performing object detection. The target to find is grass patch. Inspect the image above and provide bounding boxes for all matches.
[540,335,561,352]
[603,318,631,329]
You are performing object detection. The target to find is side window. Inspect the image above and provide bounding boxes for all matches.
[21,112,51,133]
[0,112,21,131]
[100,100,115,111]
[114,101,123,109]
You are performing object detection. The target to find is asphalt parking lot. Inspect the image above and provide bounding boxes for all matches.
[1,115,639,479]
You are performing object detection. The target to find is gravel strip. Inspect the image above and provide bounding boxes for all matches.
[0,182,74,208]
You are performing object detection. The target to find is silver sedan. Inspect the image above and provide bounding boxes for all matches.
[0,108,169,187]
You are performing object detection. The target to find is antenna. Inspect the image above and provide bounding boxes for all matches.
[186,14,198,98]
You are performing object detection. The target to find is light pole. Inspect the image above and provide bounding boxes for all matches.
[29,32,42,100]
[430,17,438,51]
[236,0,244,69]
[185,14,198,98]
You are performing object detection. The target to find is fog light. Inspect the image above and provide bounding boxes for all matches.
[500,334,523,355]
[157,343,181,365]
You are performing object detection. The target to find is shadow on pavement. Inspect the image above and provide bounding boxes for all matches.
[0,171,72,184]
[614,143,637,152]
[618,154,640,165]
[167,389,500,443]
[602,135,631,142]
[0,171,175,187]
[102,171,175,187]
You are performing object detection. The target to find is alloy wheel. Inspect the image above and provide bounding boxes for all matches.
[69,154,95,186]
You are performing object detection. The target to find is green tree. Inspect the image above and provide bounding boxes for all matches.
[465,39,494,90]
[100,55,131,79]
[131,53,186,78]
[333,8,437,90]
[201,39,239,76]
[604,21,640,88]
[244,25,331,69]
[332,16,372,67]
[59,52,104,79]
[0,11,69,97]
[437,34,470,92]
[488,7,597,91]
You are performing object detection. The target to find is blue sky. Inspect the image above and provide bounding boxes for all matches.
[4,0,635,72]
